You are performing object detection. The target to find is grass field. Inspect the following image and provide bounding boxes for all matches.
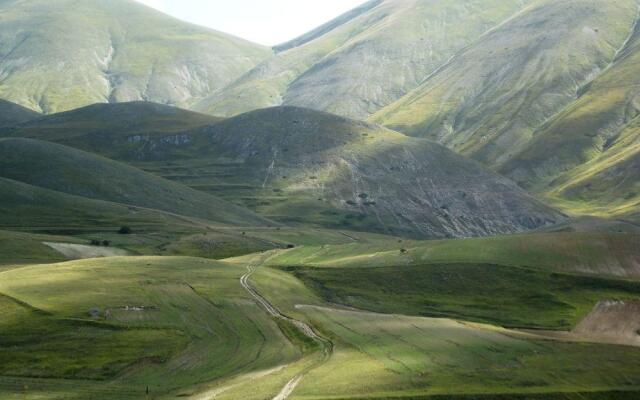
[265,231,640,279]
[284,263,640,329]
[0,257,307,399]
[1,238,640,399]
[247,265,640,399]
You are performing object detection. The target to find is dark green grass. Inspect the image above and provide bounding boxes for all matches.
[284,263,640,329]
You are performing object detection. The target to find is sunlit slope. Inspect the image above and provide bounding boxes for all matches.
[251,265,640,399]
[0,102,221,159]
[374,0,638,166]
[0,257,302,399]
[0,0,270,113]
[0,99,40,127]
[267,231,640,279]
[0,138,268,226]
[117,107,564,238]
[501,19,640,218]
[196,0,533,119]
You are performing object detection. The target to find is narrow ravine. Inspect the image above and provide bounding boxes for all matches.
[240,265,333,400]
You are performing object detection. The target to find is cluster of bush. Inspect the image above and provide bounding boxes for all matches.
[89,226,132,247]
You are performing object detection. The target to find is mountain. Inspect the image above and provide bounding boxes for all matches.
[195,0,535,119]
[0,99,41,127]
[47,106,563,238]
[500,16,640,218]
[0,101,221,159]
[0,0,271,114]
[373,0,639,167]
[0,137,268,226]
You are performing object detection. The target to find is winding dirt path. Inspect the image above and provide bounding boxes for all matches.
[240,265,332,400]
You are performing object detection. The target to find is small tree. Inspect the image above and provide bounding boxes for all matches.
[102,240,111,247]
[118,226,132,235]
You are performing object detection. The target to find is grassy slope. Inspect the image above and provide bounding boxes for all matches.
[0,102,221,159]
[0,137,267,226]
[248,265,640,399]
[0,230,84,267]
[500,18,640,218]
[266,232,640,279]
[0,257,302,399]
[374,0,637,168]
[0,175,404,262]
[260,231,640,329]
[196,0,533,119]
[0,0,270,113]
[123,106,563,239]
[0,99,41,127]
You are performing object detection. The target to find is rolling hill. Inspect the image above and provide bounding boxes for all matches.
[195,0,535,119]
[0,137,268,226]
[0,176,202,235]
[73,106,564,238]
[0,99,40,127]
[373,0,638,167]
[0,0,271,113]
[0,101,221,159]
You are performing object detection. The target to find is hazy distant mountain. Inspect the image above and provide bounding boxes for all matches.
[0,0,271,113]
[196,0,535,119]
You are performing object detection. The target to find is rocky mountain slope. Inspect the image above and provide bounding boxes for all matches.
[373,0,638,167]
[196,0,535,119]
[0,0,271,113]
[500,15,640,218]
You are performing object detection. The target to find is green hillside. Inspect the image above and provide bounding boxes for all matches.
[500,17,640,218]
[0,178,202,234]
[48,106,564,238]
[0,137,267,226]
[0,0,270,113]
[196,0,534,119]
[373,0,638,167]
[0,99,41,127]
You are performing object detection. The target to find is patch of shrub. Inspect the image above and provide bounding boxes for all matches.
[118,226,132,235]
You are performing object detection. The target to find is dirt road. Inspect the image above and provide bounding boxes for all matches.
[240,265,332,400]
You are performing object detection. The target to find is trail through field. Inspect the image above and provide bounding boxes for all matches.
[240,264,333,400]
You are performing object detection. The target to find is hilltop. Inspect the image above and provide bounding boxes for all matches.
[0,101,221,159]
